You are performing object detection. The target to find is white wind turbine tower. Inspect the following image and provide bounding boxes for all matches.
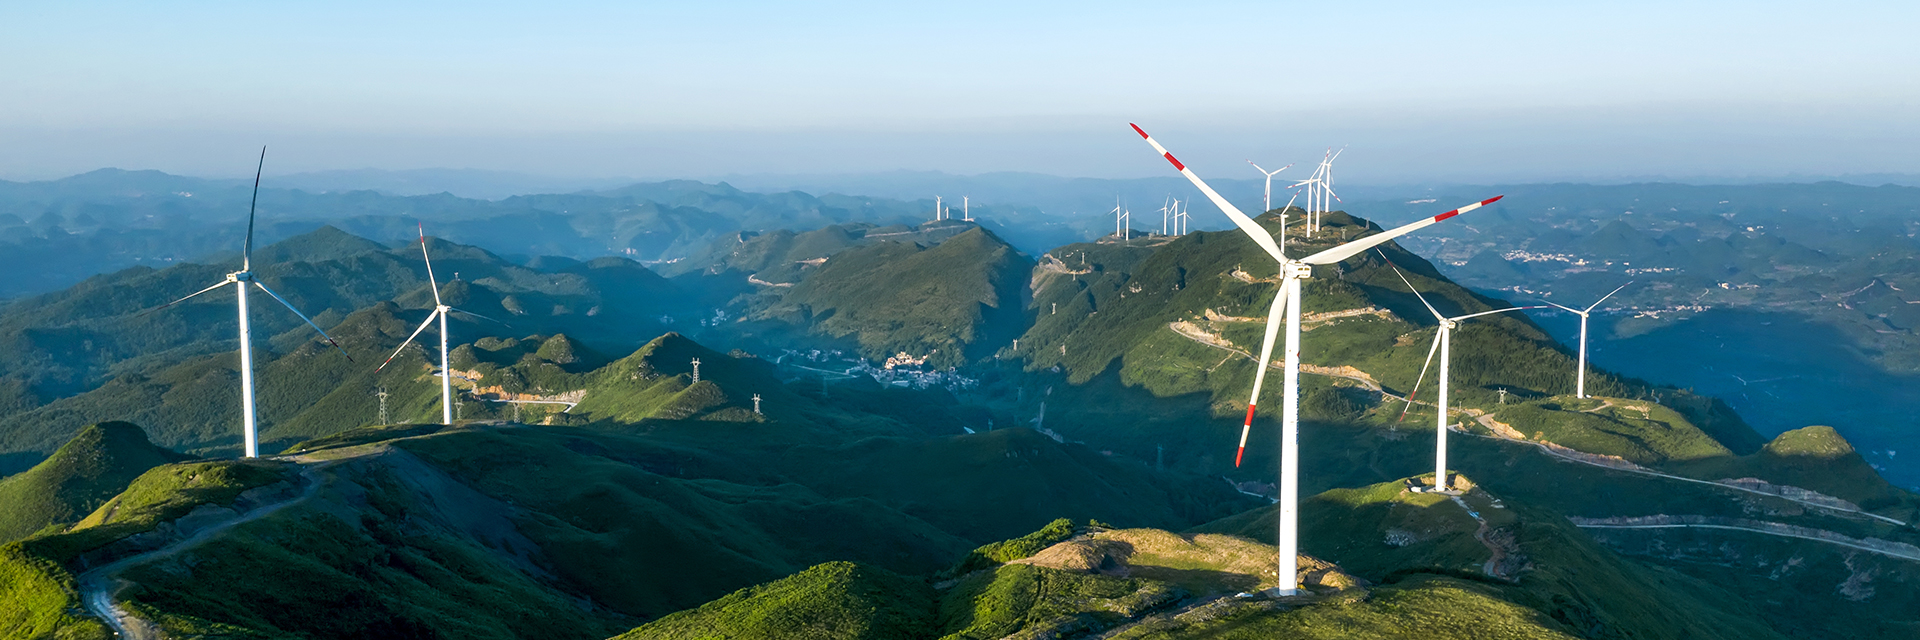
[1542,282,1633,399]
[1320,148,1344,232]
[1290,148,1345,235]
[963,196,973,221]
[1161,196,1172,235]
[377,224,507,425]
[1249,160,1296,251]
[1112,199,1131,241]
[1132,123,1500,594]
[1247,160,1295,214]
[148,147,351,458]
[1383,259,1543,493]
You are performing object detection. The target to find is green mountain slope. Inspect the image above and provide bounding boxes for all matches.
[741,226,1033,367]
[0,422,187,542]
[610,561,937,640]
[0,330,1255,638]
[1198,478,1787,640]
[0,456,292,640]
[0,225,682,407]
[0,228,696,470]
[608,474,1794,640]
[1005,209,1782,481]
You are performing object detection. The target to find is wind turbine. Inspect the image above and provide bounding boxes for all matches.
[377,224,506,425]
[963,196,972,221]
[1112,199,1130,241]
[147,147,351,458]
[1382,259,1543,493]
[1247,160,1294,214]
[1541,282,1633,399]
[1132,123,1500,594]
[1250,161,1296,250]
[1289,148,1345,235]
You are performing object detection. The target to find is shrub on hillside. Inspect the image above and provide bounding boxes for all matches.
[945,518,1076,577]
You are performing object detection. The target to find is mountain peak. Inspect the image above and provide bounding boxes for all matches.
[1764,425,1857,459]
[254,225,388,265]
[0,421,186,541]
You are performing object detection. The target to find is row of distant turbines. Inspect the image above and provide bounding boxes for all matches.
[1131,124,1628,596]
[932,195,973,222]
[1110,148,1344,245]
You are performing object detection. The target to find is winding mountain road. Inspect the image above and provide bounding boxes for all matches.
[77,460,332,638]
[1573,521,1920,562]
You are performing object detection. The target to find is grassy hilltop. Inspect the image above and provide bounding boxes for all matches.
[0,422,187,543]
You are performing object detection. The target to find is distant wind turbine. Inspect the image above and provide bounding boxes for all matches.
[1247,160,1294,214]
[1289,148,1345,235]
[376,224,507,425]
[1541,282,1633,399]
[1249,160,1295,250]
[147,147,351,457]
[1133,122,1498,594]
[1383,258,1542,493]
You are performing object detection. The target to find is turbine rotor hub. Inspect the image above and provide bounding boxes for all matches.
[1282,263,1313,279]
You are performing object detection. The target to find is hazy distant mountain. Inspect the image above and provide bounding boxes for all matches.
[272,168,639,200]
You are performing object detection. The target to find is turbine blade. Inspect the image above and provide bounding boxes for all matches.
[448,307,509,327]
[1300,195,1503,266]
[243,146,266,271]
[140,279,231,316]
[1541,300,1582,314]
[253,282,353,361]
[377,309,441,372]
[1451,305,1548,322]
[1398,330,1445,422]
[419,223,443,306]
[1130,124,1285,263]
[1379,253,1445,322]
[1587,281,1634,312]
[1236,285,1290,467]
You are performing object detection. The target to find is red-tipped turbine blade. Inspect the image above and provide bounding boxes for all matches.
[1300,195,1504,266]
[1130,123,1285,263]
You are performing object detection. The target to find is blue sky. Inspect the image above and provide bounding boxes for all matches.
[3,1,1916,183]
